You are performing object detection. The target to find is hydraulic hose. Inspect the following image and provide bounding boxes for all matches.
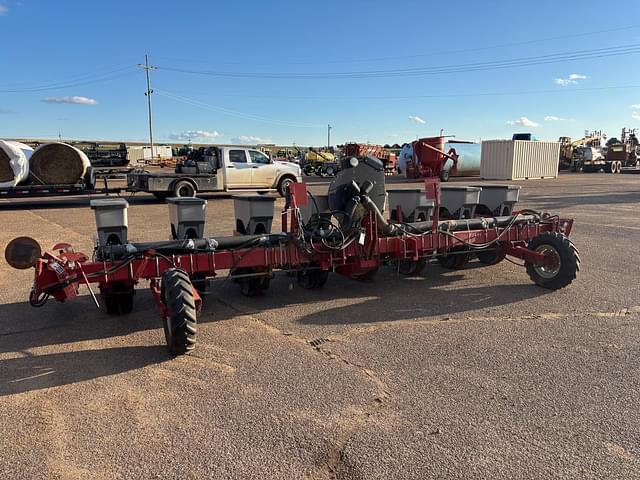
[96,233,289,260]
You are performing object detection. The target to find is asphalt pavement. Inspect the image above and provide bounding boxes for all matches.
[0,173,638,479]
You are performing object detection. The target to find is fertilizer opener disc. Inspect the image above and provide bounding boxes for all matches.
[5,236,42,269]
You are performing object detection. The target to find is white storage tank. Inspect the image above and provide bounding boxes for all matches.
[481,140,560,180]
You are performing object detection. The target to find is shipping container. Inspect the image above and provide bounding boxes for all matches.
[127,145,173,163]
[481,140,560,180]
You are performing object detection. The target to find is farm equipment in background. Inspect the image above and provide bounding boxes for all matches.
[302,147,338,176]
[343,143,397,174]
[603,128,639,173]
[400,136,460,181]
[74,142,130,168]
[558,131,606,171]
[5,155,580,356]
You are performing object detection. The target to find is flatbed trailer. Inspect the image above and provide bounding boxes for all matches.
[0,146,302,201]
[0,177,123,199]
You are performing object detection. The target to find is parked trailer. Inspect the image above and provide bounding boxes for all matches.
[0,146,302,200]
[5,156,580,356]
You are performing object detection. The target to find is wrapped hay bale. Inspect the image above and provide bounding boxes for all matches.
[29,142,90,185]
[0,140,32,188]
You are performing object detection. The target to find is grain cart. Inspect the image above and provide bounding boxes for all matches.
[5,156,579,355]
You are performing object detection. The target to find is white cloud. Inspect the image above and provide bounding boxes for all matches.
[168,130,222,141]
[554,73,587,87]
[632,111,640,121]
[630,104,640,109]
[507,116,539,127]
[230,135,273,144]
[0,5,7,15]
[42,96,98,105]
[544,115,566,121]
[408,115,426,125]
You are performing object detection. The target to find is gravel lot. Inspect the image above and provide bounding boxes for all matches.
[0,173,638,479]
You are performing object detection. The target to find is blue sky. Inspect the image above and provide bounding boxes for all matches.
[1,0,639,146]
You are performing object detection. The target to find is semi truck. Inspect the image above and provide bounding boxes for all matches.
[0,146,301,200]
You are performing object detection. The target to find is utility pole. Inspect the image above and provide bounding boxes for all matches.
[327,124,332,149]
[138,54,157,161]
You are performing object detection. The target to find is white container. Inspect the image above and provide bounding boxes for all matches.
[387,189,434,221]
[440,186,481,219]
[471,184,521,216]
[167,197,207,239]
[127,145,173,162]
[233,195,276,234]
[481,140,560,180]
[90,198,129,245]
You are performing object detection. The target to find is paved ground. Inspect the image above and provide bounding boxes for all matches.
[0,173,639,479]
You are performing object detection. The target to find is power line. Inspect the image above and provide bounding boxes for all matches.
[155,44,640,79]
[150,24,640,66]
[160,83,640,101]
[0,68,139,93]
[0,62,135,89]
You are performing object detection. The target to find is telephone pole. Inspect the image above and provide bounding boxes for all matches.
[138,54,157,161]
[327,124,332,149]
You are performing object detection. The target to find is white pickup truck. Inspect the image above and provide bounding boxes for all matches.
[127,146,302,199]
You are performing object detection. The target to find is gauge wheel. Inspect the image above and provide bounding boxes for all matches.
[396,258,427,275]
[438,250,469,269]
[525,232,580,290]
[102,282,134,315]
[297,265,329,289]
[162,268,197,355]
[476,247,507,265]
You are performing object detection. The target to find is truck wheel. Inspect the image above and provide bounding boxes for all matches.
[162,268,197,355]
[525,232,580,290]
[102,282,134,315]
[173,180,196,198]
[615,161,622,173]
[277,176,296,197]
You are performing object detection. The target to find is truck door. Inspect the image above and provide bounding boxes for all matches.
[248,150,277,188]
[225,149,253,188]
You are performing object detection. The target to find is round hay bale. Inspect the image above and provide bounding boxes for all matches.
[29,142,90,185]
[0,140,32,187]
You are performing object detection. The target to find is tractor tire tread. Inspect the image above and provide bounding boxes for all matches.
[163,268,197,355]
[525,232,579,290]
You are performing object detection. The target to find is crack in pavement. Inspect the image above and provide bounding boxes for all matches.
[211,296,391,480]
